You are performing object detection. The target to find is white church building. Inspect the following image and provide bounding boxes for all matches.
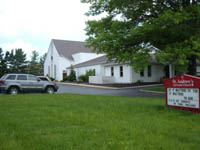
[44,39,167,83]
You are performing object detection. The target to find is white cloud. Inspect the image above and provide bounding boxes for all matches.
[0,0,90,40]
[1,40,41,59]
[0,0,100,59]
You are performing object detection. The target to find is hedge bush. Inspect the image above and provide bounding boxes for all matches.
[63,66,76,82]
[78,69,95,83]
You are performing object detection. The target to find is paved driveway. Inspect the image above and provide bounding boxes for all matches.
[56,84,165,98]
[0,84,165,97]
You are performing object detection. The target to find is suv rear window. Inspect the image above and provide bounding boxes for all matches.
[6,75,16,80]
[17,75,27,80]
[0,75,7,80]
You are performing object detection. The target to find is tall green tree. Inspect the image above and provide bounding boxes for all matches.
[3,51,11,74]
[31,50,39,64]
[82,0,200,75]
[0,48,7,77]
[15,49,27,73]
[8,49,27,73]
[28,50,40,75]
[38,53,47,75]
[7,50,15,73]
[39,53,46,65]
[0,48,4,74]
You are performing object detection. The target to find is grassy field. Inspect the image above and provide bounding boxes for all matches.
[0,94,200,150]
[144,87,165,92]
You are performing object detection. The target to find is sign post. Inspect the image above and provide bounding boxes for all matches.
[164,74,200,113]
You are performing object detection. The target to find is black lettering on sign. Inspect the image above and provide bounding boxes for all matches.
[178,93,183,96]
[193,89,198,93]
[188,97,193,101]
[181,100,190,103]
[181,89,186,92]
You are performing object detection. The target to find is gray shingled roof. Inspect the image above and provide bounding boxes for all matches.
[69,54,160,69]
[52,39,94,60]
[68,55,108,68]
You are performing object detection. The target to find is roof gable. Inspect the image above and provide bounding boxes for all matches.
[69,55,108,68]
[52,39,94,60]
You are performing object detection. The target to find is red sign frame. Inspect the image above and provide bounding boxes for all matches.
[164,74,200,113]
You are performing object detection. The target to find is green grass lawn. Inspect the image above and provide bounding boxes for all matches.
[144,87,165,92]
[0,94,200,150]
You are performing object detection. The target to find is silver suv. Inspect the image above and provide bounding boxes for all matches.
[0,74,58,94]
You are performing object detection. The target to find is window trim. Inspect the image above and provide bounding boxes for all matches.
[140,70,144,77]
[120,66,123,77]
[28,75,38,81]
[6,75,16,80]
[147,65,152,77]
[17,75,27,81]
[111,67,114,76]
[93,69,96,76]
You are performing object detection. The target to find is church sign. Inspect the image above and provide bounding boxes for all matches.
[164,74,200,113]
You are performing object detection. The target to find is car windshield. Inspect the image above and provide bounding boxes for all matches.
[39,77,49,81]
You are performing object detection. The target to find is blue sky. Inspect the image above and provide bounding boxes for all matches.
[0,0,90,58]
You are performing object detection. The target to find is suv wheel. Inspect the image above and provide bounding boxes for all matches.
[46,86,55,94]
[9,87,19,95]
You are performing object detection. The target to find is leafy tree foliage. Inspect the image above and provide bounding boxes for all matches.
[3,51,11,74]
[0,48,45,77]
[38,53,47,75]
[27,50,40,75]
[63,65,76,82]
[0,48,7,77]
[82,0,200,75]
[31,50,39,64]
[26,51,46,75]
[78,69,95,82]
[6,49,27,73]
[39,53,47,65]
[14,49,27,73]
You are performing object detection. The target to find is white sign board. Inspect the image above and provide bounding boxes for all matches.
[167,88,199,108]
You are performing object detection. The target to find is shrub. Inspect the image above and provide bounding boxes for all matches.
[64,66,76,82]
[78,69,95,83]
[49,77,55,81]
[86,69,95,77]
[68,69,76,81]
[63,76,70,82]
[136,80,143,83]
[78,75,87,82]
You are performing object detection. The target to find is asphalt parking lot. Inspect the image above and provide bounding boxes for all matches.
[0,84,165,98]
[56,84,165,98]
